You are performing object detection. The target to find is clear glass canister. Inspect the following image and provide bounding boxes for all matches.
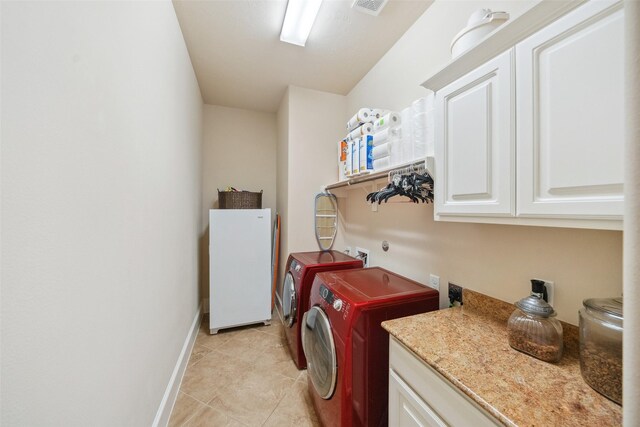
[579,297,622,404]
[508,295,563,363]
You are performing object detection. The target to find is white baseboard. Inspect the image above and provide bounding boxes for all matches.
[153,303,202,427]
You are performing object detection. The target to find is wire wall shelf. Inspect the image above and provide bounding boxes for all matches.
[324,157,434,193]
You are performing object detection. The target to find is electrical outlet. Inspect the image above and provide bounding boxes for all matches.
[355,247,370,267]
[537,279,555,307]
[429,274,440,291]
[448,282,463,306]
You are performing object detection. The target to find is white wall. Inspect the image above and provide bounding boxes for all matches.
[201,105,277,213]
[276,88,290,284]
[287,86,347,252]
[1,1,202,425]
[624,0,640,421]
[276,86,347,284]
[347,0,537,113]
[200,104,277,299]
[343,0,623,325]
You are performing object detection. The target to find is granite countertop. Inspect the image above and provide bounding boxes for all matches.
[382,290,622,427]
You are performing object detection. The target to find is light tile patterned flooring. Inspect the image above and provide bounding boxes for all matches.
[168,314,320,427]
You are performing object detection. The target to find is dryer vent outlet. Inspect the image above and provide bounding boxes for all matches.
[355,247,370,267]
[351,0,389,16]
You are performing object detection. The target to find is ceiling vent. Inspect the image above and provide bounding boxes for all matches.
[351,0,389,16]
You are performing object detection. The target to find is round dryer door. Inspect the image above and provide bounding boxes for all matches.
[302,306,337,400]
[281,272,297,327]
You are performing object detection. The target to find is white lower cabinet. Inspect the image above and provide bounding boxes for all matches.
[389,370,447,427]
[389,337,500,427]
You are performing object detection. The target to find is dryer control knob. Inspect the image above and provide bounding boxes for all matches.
[333,299,343,311]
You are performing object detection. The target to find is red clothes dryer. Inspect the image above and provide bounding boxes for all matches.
[301,267,439,427]
[276,251,363,370]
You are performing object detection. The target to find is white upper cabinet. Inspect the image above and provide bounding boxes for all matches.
[429,0,624,230]
[435,50,514,217]
[516,0,624,219]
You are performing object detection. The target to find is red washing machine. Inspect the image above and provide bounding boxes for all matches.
[275,251,363,370]
[301,267,439,427]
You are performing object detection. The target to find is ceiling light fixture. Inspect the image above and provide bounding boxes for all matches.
[280,0,323,47]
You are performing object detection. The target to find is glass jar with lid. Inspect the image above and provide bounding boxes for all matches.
[507,280,563,363]
[579,297,622,404]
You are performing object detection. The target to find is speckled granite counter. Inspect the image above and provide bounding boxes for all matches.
[382,290,622,426]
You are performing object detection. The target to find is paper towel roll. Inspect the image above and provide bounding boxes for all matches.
[370,108,388,119]
[373,156,390,171]
[389,137,402,167]
[373,112,401,132]
[425,93,435,157]
[346,123,373,142]
[426,110,435,157]
[413,110,428,123]
[413,110,428,158]
[372,128,389,146]
[411,97,428,115]
[372,143,390,160]
[373,127,401,146]
[411,93,435,158]
[401,107,414,163]
[346,108,373,132]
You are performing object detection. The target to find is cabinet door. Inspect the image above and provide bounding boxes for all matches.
[389,369,446,427]
[389,338,501,427]
[516,0,624,219]
[435,50,514,217]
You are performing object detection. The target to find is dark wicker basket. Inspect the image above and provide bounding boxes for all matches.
[218,190,263,209]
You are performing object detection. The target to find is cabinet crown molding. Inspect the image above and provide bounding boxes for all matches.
[422,0,587,92]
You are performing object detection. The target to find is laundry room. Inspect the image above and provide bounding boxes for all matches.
[1,0,638,426]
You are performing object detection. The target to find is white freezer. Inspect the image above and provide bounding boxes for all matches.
[209,209,272,334]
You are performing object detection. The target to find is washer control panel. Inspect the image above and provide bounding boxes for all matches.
[319,284,335,305]
[320,285,345,313]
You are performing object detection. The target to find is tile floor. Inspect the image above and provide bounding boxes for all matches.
[168,314,320,427]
